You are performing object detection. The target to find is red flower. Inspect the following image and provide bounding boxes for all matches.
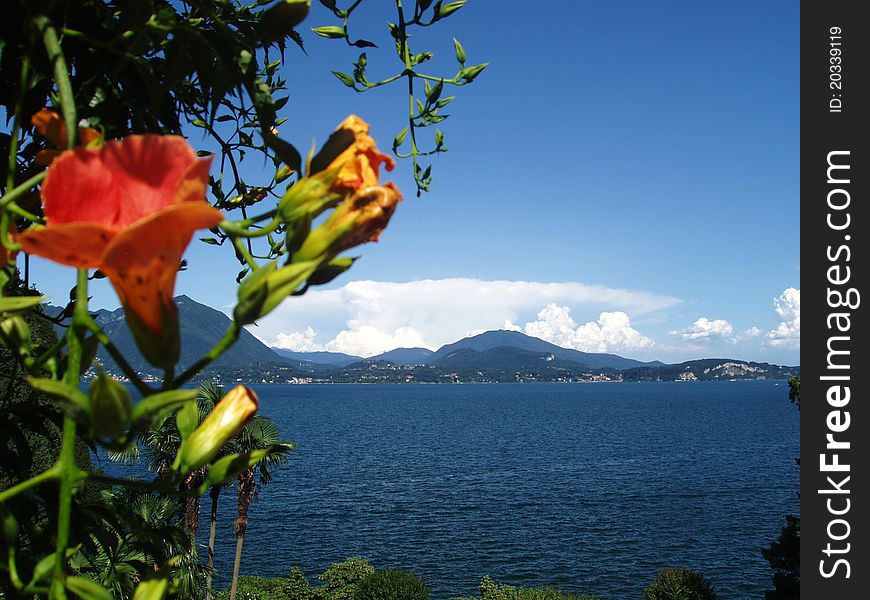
[19,135,223,366]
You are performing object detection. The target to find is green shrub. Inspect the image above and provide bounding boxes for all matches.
[354,569,430,600]
[214,575,295,600]
[283,566,318,599]
[762,515,800,599]
[451,576,597,600]
[318,557,376,600]
[644,568,718,600]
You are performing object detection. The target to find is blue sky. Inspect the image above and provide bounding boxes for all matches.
[31,0,800,364]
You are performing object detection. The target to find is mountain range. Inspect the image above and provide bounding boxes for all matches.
[48,295,799,383]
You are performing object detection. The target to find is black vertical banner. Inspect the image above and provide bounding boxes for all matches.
[802,1,869,597]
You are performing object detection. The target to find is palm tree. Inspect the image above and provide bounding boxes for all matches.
[197,382,234,600]
[228,415,291,600]
[111,381,230,599]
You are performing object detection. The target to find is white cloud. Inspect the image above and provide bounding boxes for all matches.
[514,306,655,353]
[669,317,734,342]
[768,287,800,347]
[253,278,680,357]
[735,326,763,343]
[275,327,320,352]
[327,325,426,357]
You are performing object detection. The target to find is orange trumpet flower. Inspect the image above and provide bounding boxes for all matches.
[19,135,223,367]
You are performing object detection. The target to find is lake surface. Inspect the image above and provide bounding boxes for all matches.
[198,381,799,599]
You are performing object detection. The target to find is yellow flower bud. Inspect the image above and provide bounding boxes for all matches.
[173,385,259,474]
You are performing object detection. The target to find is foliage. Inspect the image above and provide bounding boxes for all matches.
[214,575,293,600]
[315,0,486,195]
[354,568,430,600]
[317,557,376,600]
[787,376,800,408]
[451,576,598,600]
[762,515,800,599]
[1,0,481,596]
[762,380,799,599]
[643,568,718,600]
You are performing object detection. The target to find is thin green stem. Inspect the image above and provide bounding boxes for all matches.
[1,171,48,210]
[60,27,127,56]
[396,1,421,171]
[231,236,260,270]
[175,321,240,387]
[30,336,68,371]
[34,15,77,149]
[50,417,78,599]
[218,213,281,238]
[6,57,31,193]
[0,465,61,504]
[49,270,89,598]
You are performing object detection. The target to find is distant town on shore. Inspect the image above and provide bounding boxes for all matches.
[48,296,799,386]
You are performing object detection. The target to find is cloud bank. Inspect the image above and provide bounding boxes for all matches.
[508,304,655,353]
[767,287,800,347]
[254,278,680,357]
[669,317,734,342]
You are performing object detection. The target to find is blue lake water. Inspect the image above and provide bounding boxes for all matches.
[194,381,798,599]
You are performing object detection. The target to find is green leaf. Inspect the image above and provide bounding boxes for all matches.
[200,237,220,245]
[29,553,56,586]
[307,257,356,286]
[438,0,466,18]
[65,576,114,600]
[261,128,303,173]
[453,37,466,64]
[131,389,199,424]
[311,25,346,39]
[176,399,199,440]
[132,576,169,600]
[0,295,45,315]
[353,39,378,49]
[190,119,208,128]
[26,377,90,413]
[332,71,356,88]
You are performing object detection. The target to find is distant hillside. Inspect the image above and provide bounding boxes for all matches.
[45,299,797,384]
[50,295,291,377]
[622,359,800,382]
[370,347,434,366]
[429,330,660,370]
[271,348,362,367]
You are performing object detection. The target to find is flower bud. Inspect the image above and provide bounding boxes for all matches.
[89,371,133,439]
[292,183,402,262]
[0,315,31,349]
[234,260,319,325]
[257,0,311,46]
[173,385,259,474]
